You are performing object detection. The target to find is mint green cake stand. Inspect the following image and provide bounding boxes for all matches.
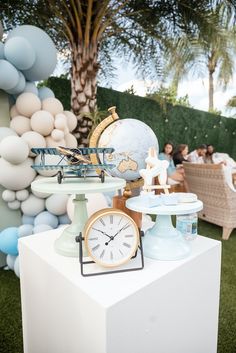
[31,177,125,257]
[126,196,203,261]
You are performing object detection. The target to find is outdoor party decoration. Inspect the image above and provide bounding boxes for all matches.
[0,22,81,276]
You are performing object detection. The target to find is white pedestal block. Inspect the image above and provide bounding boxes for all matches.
[19,228,221,353]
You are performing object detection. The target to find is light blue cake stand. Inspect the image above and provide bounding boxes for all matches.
[31,177,125,257]
[126,196,203,261]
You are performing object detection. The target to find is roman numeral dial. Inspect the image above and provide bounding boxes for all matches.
[84,209,139,268]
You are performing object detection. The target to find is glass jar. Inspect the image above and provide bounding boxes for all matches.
[176,213,198,241]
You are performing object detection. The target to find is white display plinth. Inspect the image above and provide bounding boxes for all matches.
[19,226,221,353]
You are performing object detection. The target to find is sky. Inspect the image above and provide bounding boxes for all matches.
[108,59,236,118]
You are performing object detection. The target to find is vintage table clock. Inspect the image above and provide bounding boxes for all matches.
[77,208,144,276]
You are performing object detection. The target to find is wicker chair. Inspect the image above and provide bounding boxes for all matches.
[183,162,236,240]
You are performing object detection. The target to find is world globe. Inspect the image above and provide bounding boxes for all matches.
[98,119,159,181]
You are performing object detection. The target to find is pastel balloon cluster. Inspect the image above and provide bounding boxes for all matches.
[0,94,77,277]
[0,24,57,97]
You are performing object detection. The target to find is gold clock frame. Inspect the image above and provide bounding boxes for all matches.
[84,208,140,268]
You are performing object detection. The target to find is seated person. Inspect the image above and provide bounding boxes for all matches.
[187,144,207,163]
[204,144,214,164]
[159,142,185,182]
[173,144,189,166]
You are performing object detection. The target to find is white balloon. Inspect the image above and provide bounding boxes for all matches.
[16,189,29,201]
[31,175,51,198]
[0,157,36,190]
[21,194,45,216]
[45,194,68,216]
[64,111,77,132]
[2,189,16,202]
[0,127,17,143]
[8,200,21,210]
[67,193,108,221]
[6,254,17,270]
[10,116,31,136]
[51,129,64,141]
[16,92,41,117]
[14,256,20,277]
[64,133,77,148]
[0,136,29,164]
[31,110,54,136]
[21,131,46,156]
[42,98,63,116]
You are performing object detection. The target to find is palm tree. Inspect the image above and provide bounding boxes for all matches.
[1,0,234,144]
[163,2,236,111]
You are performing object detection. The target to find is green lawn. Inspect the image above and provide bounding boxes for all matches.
[0,220,236,353]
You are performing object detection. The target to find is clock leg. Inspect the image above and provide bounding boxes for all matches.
[54,194,88,257]
[143,215,190,260]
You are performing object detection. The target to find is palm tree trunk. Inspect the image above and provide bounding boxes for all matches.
[208,70,214,111]
[71,43,99,146]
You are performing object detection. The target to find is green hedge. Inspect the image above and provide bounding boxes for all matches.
[46,77,236,158]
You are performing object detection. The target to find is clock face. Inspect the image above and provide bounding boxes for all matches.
[84,208,139,268]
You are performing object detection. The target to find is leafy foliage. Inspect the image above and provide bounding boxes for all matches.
[162,2,236,110]
[147,86,192,109]
[0,0,232,82]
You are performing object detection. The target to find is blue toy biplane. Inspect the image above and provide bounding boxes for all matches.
[31,146,115,184]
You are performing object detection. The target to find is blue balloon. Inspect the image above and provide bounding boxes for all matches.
[18,224,34,238]
[22,215,35,225]
[0,59,19,90]
[7,25,57,81]
[33,224,53,234]
[4,36,36,70]
[34,211,58,229]
[58,213,71,224]
[0,227,19,256]
[23,81,38,95]
[6,71,26,95]
[38,86,55,100]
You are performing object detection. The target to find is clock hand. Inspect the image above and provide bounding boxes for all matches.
[106,223,130,244]
[92,227,112,239]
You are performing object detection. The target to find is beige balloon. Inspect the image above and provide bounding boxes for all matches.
[21,131,46,156]
[51,129,64,141]
[31,110,54,136]
[10,116,31,136]
[63,111,77,132]
[64,133,77,148]
[0,157,36,190]
[45,136,65,148]
[31,175,52,198]
[0,135,29,164]
[42,97,63,116]
[10,105,20,119]
[21,194,45,217]
[16,93,41,118]
[54,116,67,130]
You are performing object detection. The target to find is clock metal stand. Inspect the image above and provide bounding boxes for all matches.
[75,231,144,277]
